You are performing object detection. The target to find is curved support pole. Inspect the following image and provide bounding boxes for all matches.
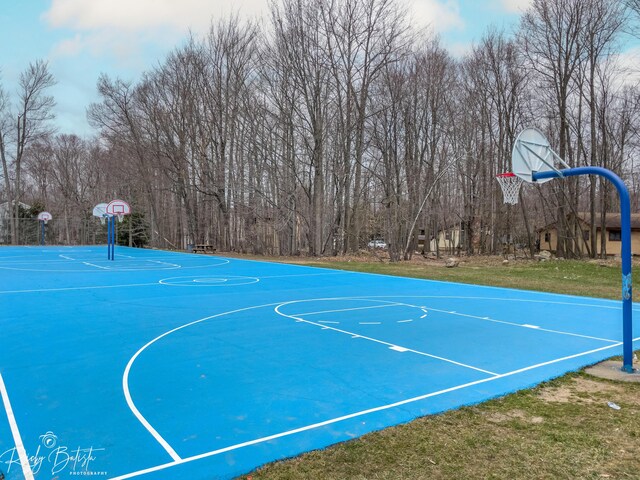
[534,167,634,373]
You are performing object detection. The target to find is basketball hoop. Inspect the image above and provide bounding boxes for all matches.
[496,172,522,205]
[37,211,52,224]
[117,213,124,223]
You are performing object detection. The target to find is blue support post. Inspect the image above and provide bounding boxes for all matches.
[108,216,114,260]
[110,216,115,260]
[111,216,116,260]
[534,167,634,372]
[40,221,45,246]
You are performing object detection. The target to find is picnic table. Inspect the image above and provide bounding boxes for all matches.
[192,244,216,254]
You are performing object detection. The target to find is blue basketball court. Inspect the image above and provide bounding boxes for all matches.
[0,246,638,479]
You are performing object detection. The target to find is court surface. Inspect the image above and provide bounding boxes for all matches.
[0,246,638,479]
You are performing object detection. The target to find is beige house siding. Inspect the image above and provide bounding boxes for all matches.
[538,225,640,256]
[429,227,462,252]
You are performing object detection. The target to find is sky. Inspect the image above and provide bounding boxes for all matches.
[0,0,636,136]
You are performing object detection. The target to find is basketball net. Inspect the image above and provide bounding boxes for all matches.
[117,214,124,223]
[496,173,522,205]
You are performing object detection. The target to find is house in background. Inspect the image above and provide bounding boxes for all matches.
[538,212,640,256]
[428,223,463,253]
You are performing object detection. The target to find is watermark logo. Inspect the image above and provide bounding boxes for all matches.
[0,431,107,477]
[39,432,57,449]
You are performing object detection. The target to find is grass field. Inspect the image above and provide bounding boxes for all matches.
[233,254,640,480]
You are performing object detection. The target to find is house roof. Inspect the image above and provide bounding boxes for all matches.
[539,212,640,231]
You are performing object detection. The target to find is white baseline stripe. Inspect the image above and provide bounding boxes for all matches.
[0,373,34,480]
[83,262,109,270]
[0,282,159,295]
[59,255,74,260]
[258,272,351,280]
[111,337,639,480]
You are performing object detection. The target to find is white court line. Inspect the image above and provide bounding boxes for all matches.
[149,260,181,268]
[0,373,35,480]
[389,346,409,352]
[111,337,639,480]
[292,303,404,317]
[0,257,231,272]
[378,295,632,311]
[83,262,110,270]
[275,303,497,376]
[258,272,352,279]
[425,307,618,344]
[0,282,159,295]
[123,347,182,461]
[0,257,93,264]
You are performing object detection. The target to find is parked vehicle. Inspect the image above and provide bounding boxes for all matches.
[367,239,387,249]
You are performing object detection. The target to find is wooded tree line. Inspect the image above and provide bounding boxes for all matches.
[1,0,639,259]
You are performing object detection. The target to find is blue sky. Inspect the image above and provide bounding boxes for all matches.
[0,0,636,136]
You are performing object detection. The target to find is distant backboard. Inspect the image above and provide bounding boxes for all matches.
[37,211,52,223]
[106,199,131,216]
[93,203,109,218]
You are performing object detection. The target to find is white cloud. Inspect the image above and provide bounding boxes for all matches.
[42,0,469,65]
[612,46,640,87]
[44,0,267,33]
[43,0,269,61]
[408,0,465,33]
[497,0,533,14]
[51,33,84,57]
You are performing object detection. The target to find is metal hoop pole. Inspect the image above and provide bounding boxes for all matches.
[534,167,634,372]
[40,220,45,246]
[109,216,113,260]
[108,216,114,260]
[111,216,115,260]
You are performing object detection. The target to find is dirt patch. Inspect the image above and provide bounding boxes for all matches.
[537,377,628,404]
[486,409,544,424]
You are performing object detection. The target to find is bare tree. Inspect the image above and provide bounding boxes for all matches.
[520,0,587,257]
[0,60,55,243]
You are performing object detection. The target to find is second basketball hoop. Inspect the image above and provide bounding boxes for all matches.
[106,199,131,223]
